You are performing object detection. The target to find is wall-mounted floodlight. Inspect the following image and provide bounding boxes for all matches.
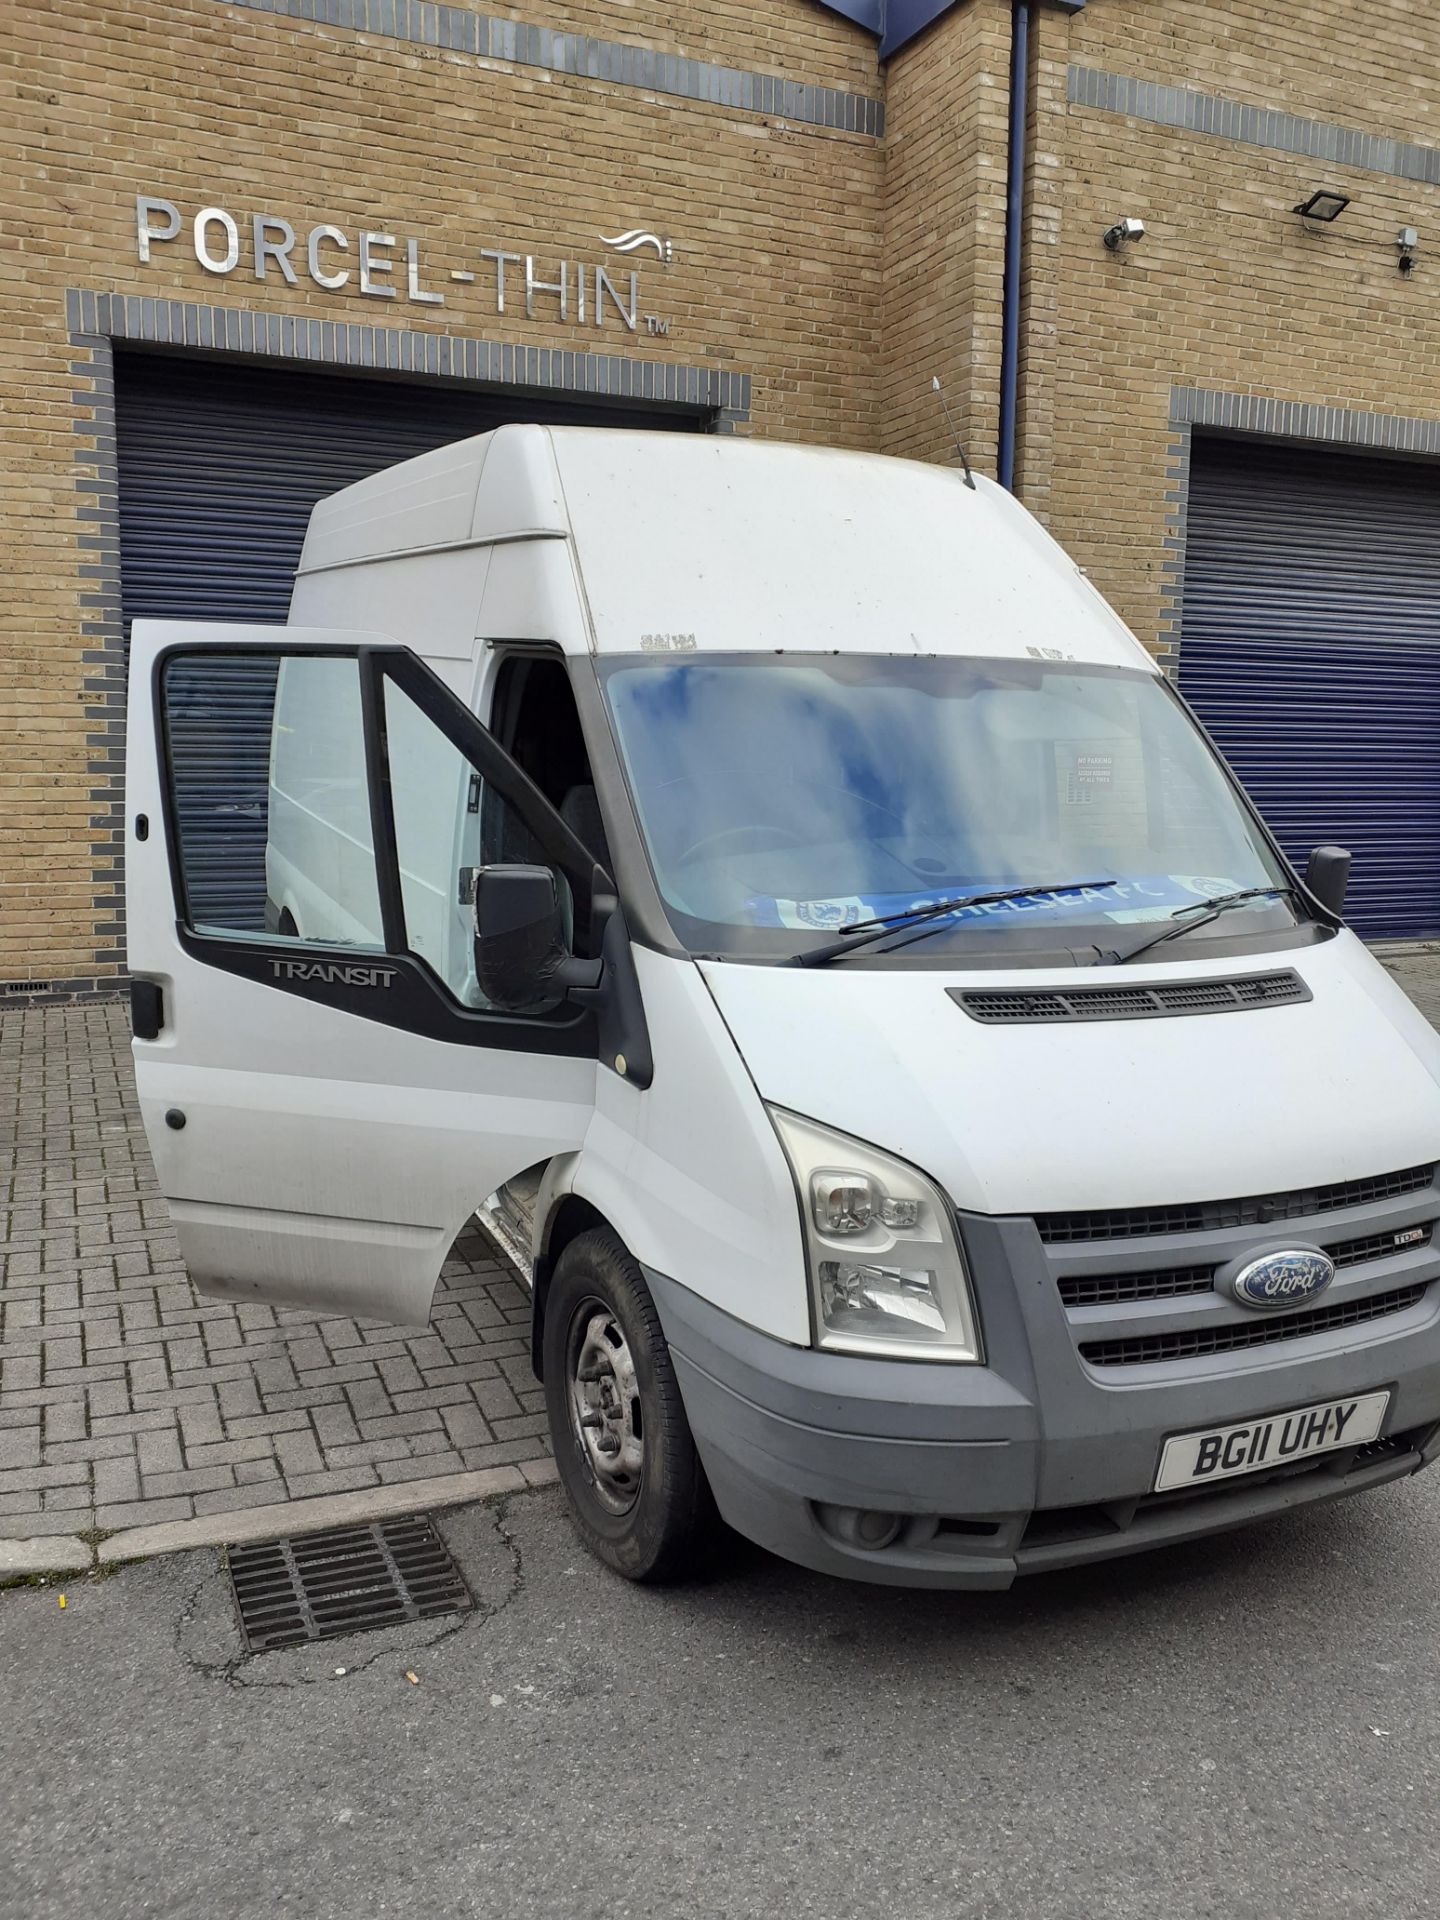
[1398,226,1419,274]
[1102,217,1146,251]
[1293,189,1350,223]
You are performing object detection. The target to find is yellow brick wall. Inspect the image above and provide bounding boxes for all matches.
[1024,0,1440,651]
[2,0,885,985]
[1071,0,1440,137]
[878,0,1009,474]
[492,0,882,89]
[12,0,1440,985]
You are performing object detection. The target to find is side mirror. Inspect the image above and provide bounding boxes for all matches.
[472,866,653,1086]
[1305,845,1352,919]
[472,865,572,1012]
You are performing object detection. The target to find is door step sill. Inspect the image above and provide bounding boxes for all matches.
[476,1193,536,1287]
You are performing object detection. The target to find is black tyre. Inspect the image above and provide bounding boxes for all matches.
[542,1228,719,1582]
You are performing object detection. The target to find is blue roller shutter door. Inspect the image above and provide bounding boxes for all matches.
[116,351,700,929]
[1178,437,1440,941]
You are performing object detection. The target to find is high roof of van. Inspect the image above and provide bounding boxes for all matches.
[296,424,1156,672]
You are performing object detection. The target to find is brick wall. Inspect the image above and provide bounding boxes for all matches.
[1070,0,1440,135]
[878,0,1008,474]
[10,0,1440,987]
[486,0,883,89]
[2,0,886,987]
[1022,0,1440,651]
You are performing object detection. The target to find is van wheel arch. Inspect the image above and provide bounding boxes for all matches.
[532,1194,613,1379]
[542,1225,719,1581]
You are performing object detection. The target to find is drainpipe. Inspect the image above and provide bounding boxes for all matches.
[998,0,1030,493]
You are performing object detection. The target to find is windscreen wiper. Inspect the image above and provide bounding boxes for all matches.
[1105,885,1301,966]
[788,881,1119,969]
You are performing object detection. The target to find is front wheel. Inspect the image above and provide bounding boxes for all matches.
[543,1229,719,1582]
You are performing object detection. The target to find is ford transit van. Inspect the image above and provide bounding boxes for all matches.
[126,426,1440,1588]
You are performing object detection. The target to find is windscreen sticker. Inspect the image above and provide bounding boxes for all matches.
[1102,875,1244,921]
[745,875,1245,934]
[1101,905,1173,924]
[763,896,872,931]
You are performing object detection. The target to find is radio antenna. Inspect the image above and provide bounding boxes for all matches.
[931,376,977,489]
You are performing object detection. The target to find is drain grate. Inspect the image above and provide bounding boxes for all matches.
[227,1514,472,1653]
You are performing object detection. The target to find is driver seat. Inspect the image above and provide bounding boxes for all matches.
[560,784,612,874]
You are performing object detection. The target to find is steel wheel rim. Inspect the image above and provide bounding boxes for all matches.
[566,1299,644,1515]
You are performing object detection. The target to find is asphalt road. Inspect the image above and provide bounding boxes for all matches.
[5,1475,1438,1920]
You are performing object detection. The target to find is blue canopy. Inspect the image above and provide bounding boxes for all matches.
[813,0,959,59]
[816,0,1083,59]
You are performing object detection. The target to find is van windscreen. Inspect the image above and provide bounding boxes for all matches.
[600,653,1301,964]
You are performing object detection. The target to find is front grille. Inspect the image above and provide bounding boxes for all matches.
[1078,1281,1430,1368]
[1352,1433,1410,1467]
[1060,1265,1215,1308]
[1056,1222,1435,1308]
[1039,1164,1436,1246]
[955,970,1308,1025]
[227,1515,472,1653]
[1332,1223,1434,1267]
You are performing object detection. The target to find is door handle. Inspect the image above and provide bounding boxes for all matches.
[130,979,165,1041]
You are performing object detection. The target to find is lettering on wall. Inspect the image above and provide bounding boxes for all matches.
[134,196,675,333]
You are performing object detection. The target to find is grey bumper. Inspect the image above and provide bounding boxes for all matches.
[646,1223,1440,1590]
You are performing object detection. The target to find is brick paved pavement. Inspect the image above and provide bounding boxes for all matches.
[1378,947,1440,1028]
[4,947,1440,1545]
[0,1002,549,1541]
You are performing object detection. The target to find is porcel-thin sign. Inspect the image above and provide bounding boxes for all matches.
[134,195,674,335]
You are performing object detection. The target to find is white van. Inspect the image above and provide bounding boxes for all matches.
[126,426,1440,1588]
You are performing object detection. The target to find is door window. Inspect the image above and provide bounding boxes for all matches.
[158,647,591,1019]
[162,652,385,944]
[382,677,566,1008]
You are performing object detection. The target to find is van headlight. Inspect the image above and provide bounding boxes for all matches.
[768,1108,982,1363]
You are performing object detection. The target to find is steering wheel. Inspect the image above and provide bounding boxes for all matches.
[675,823,807,868]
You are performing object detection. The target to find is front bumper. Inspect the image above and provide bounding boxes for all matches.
[647,1201,1440,1588]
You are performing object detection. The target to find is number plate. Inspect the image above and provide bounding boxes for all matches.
[1154,1389,1390,1493]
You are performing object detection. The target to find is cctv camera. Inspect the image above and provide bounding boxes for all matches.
[1103,217,1146,251]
